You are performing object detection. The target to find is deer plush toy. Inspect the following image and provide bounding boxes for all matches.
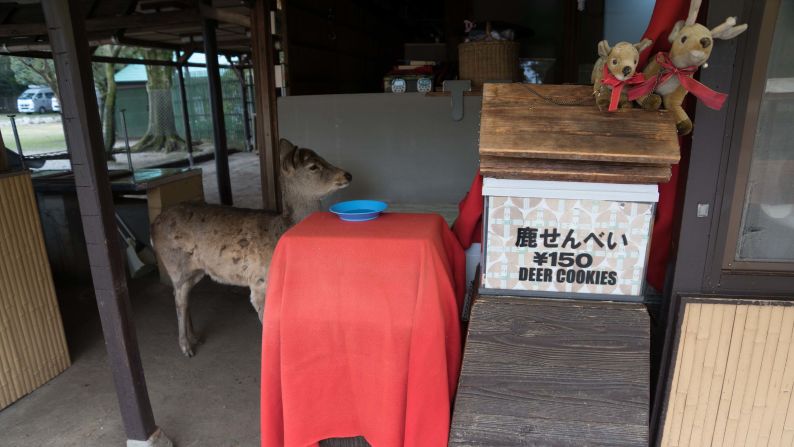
[630,0,747,135]
[592,39,653,111]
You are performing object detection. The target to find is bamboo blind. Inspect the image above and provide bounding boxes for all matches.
[660,300,794,447]
[0,170,70,409]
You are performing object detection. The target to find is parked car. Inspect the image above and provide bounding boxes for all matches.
[17,86,56,114]
[51,95,60,113]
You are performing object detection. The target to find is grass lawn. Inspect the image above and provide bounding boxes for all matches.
[0,114,67,154]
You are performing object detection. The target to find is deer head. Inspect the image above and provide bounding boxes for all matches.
[598,39,653,81]
[278,139,351,223]
[667,0,747,68]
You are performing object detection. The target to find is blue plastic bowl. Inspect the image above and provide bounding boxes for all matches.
[329,200,388,222]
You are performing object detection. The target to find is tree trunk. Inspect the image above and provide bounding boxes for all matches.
[102,48,121,160]
[133,49,184,153]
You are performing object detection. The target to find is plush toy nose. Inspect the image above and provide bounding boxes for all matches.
[700,37,711,48]
[344,172,352,182]
[622,66,632,76]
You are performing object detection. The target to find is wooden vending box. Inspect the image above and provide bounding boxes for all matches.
[476,83,679,301]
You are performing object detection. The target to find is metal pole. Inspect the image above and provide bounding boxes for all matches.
[119,109,135,180]
[6,114,26,170]
[177,60,194,168]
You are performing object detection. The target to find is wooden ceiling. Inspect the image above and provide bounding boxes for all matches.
[0,0,253,55]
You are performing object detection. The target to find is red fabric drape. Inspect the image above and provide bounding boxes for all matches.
[451,0,695,291]
[638,0,694,290]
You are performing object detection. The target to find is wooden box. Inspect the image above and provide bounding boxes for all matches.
[450,294,649,446]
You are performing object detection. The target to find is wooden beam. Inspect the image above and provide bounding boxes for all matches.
[87,9,202,33]
[0,127,7,171]
[0,9,203,39]
[0,3,17,24]
[251,0,281,212]
[40,0,168,444]
[202,7,233,206]
[200,4,251,28]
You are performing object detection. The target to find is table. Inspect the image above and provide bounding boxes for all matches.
[32,168,204,283]
[261,212,466,447]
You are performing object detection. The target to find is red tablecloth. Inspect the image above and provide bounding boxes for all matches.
[261,212,465,447]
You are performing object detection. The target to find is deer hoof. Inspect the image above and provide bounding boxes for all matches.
[642,94,662,111]
[676,119,693,135]
[180,340,195,358]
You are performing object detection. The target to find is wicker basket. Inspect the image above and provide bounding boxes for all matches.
[458,40,520,90]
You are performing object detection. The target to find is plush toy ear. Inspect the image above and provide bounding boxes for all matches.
[711,17,748,40]
[279,138,297,173]
[634,38,653,54]
[668,20,686,43]
[597,40,611,58]
[686,0,703,25]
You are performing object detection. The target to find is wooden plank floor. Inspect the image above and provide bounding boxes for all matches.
[449,295,650,446]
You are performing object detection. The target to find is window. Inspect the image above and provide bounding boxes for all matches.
[734,0,794,263]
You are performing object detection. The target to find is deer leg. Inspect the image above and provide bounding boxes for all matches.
[636,92,662,111]
[174,271,203,357]
[250,284,267,322]
[184,273,204,346]
[663,88,692,135]
[595,85,610,110]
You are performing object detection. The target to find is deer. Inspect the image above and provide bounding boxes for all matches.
[151,139,352,357]
[631,0,747,135]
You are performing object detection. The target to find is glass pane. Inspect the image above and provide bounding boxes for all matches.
[736,0,794,262]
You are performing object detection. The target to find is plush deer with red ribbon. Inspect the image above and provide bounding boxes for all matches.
[630,0,747,135]
[591,39,653,111]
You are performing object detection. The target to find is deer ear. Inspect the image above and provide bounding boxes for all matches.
[713,22,748,40]
[279,138,297,173]
[668,20,686,43]
[634,38,653,54]
[597,40,611,58]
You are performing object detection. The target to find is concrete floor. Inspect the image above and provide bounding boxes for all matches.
[0,278,262,447]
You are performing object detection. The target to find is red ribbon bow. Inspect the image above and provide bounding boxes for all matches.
[601,64,646,111]
[627,52,727,110]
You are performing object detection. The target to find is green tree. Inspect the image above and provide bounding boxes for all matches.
[133,49,184,152]
[9,57,58,95]
[0,57,25,98]
[93,45,128,159]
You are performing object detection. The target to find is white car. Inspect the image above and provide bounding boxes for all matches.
[17,86,56,114]
[51,95,60,113]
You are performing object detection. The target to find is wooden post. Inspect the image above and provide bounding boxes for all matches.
[176,60,194,168]
[251,0,281,212]
[0,127,7,171]
[41,1,170,445]
[202,5,233,206]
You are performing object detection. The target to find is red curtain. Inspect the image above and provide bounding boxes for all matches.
[451,0,696,291]
[639,0,694,291]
